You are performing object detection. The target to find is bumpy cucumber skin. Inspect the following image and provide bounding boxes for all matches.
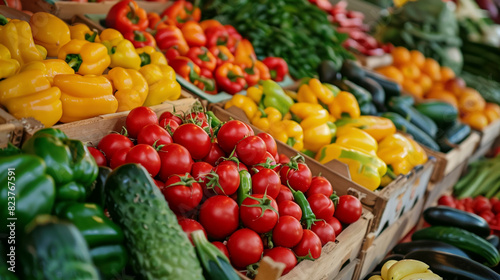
[105,164,203,280]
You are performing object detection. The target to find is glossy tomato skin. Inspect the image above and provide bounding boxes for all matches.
[126,106,159,138]
[98,134,134,161]
[125,144,161,177]
[236,136,267,166]
[293,229,322,259]
[308,193,335,220]
[159,117,180,135]
[276,185,294,205]
[272,216,303,248]
[311,221,335,246]
[162,174,203,214]
[279,154,290,164]
[251,152,278,175]
[263,247,297,275]
[227,229,264,269]
[257,132,278,159]
[212,241,230,259]
[109,148,130,169]
[278,201,302,221]
[202,141,226,166]
[88,147,107,166]
[199,195,239,240]
[191,162,214,198]
[251,168,281,199]
[159,111,182,125]
[280,163,312,193]
[205,162,240,196]
[218,160,248,172]
[306,176,333,198]
[217,120,252,153]
[240,194,279,233]
[137,124,173,146]
[325,216,343,237]
[334,195,362,224]
[178,218,206,245]
[173,123,211,159]
[158,143,194,181]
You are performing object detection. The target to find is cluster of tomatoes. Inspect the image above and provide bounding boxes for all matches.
[439,195,500,228]
[88,106,363,275]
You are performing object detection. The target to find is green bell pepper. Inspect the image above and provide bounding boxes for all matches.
[87,166,112,208]
[261,80,294,116]
[0,154,55,235]
[22,128,98,202]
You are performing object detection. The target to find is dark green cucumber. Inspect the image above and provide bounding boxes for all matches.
[86,166,112,208]
[405,250,500,280]
[486,235,500,249]
[355,78,386,112]
[20,215,99,279]
[388,97,438,138]
[364,70,402,99]
[423,206,491,238]
[339,59,365,81]
[392,240,470,258]
[104,164,203,280]
[332,79,372,105]
[437,121,471,153]
[381,112,440,151]
[415,101,458,129]
[412,226,500,267]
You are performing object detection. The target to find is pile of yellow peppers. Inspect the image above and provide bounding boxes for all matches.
[225,78,429,191]
[0,12,181,127]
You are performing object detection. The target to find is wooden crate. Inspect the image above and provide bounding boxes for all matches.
[469,120,500,162]
[353,198,425,280]
[423,160,468,210]
[333,259,360,280]
[0,108,24,148]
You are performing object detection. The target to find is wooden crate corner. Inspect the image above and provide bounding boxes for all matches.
[0,108,24,148]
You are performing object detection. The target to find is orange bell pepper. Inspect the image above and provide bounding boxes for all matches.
[458,87,486,113]
[181,21,206,47]
[234,39,257,69]
[160,0,201,27]
[209,45,234,67]
[485,103,500,123]
[147,12,168,30]
[200,19,222,31]
[255,60,271,80]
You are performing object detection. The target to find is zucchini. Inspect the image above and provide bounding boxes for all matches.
[381,112,440,151]
[20,215,99,279]
[340,59,365,81]
[437,121,471,153]
[333,79,373,105]
[388,97,438,138]
[486,235,500,249]
[392,240,470,259]
[318,60,343,83]
[364,70,402,99]
[104,164,203,279]
[415,101,458,129]
[355,78,386,112]
[405,250,500,280]
[412,226,500,267]
[423,206,491,238]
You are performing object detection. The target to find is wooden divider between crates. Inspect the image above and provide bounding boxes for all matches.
[0,108,24,148]
[423,160,468,210]
[469,120,500,163]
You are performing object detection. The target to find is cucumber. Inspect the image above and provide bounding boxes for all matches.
[437,121,471,153]
[486,235,500,249]
[20,215,99,279]
[423,206,491,238]
[339,59,365,81]
[412,226,500,267]
[392,240,470,258]
[104,164,203,280]
[388,97,438,138]
[364,70,402,99]
[415,101,458,128]
[332,79,373,105]
[355,77,386,112]
[381,112,440,151]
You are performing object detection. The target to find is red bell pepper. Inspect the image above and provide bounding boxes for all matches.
[241,63,260,87]
[262,57,289,82]
[124,30,156,48]
[147,12,168,30]
[165,48,180,62]
[161,0,201,27]
[234,39,257,69]
[225,25,242,43]
[170,56,214,91]
[105,0,149,34]
[186,47,217,72]
[255,60,271,80]
[205,25,236,52]
[197,68,217,95]
[181,21,206,48]
[155,25,189,55]
[215,62,247,95]
[209,46,234,67]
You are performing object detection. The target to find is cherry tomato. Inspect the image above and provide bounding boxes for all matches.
[280,161,312,193]
[479,210,495,224]
[311,221,335,246]
[125,144,161,177]
[240,194,279,233]
[325,216,343,237]
[178,218,206,245]
[334,195,362,224]
[205,162,240,196]
[109,147,130,169]
[159,117,180,135]
[97,133,134,161]
[251,168,281,199]
[276,185,294,205]
[199,195,239,240]
[212,241,230,259]
[227,229,264,269]
[217,120,252,153]
[137,124,173,146]
[158,143,194,181]
[473,196,492,214]
[87,147,107,166]
[126,106,159,138]
[263,247,297,275]
[257,132,278,159]
[272,216,303,248]
[162,174,203,214]
[308,193,335,220]
[490,197,499,206]
[437,195,456,208]
[493,201,500,214]
[306,176,333,198]
[173,123,211,160]
[202,141,226,166]
[159,111,182,125]
[278,200,302,221]
[292,229,322,259]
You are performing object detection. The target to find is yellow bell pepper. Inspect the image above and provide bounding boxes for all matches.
[377,133,413,177]
[269,120,304,151]
[284,89,298,101]
[139,64,181,106]
[225,94,257,120]
[335,115,396,142]
[58,39,110,75]
[53,74,118,123]
[136,46,167,67]
[328,91,361,119]
[297,78,335,105]
[0,44,20,79]
[69,23,100,43]
[316,143,387,191]
[29,12,71,57]
[101,38,141,70]
[247,85,263,104]
[35,45,47,59]
[105,67,149,112]
[290,103,333,153]
[406,137,428,167]
[251,107,282,132]
[0,19,44,65]
[335,126,378,156]
[0,70,62,127]
[99,28,124,43]
[20,59,75,84]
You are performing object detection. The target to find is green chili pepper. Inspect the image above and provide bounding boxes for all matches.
[237,170,252,206]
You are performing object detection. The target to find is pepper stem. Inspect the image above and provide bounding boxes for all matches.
[84,31,98,42]
[0,14,8,26]
[227,70,244,82]
[269,69,277,80]
[65,54,83,72]
[127,2,139,24]
[134,30,147,42]
[139,52,151,67]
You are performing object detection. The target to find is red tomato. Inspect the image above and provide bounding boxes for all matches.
[455,200,465,211]
[292,229,322,259]
[462,197,473,209]
[279,154,290,164]
[240,194,279,233]
[218,159,249,172]
[325,216,343,237]
[479,210,495,224]
[278,201,302,221]
[251,168,281,199]
[252,152,279,175]
[273,216,304,248]
[334,195,362,224]
[162,174,203,214]
[493,201,500,214]
[125,144,161,177]
[311,221,335,246]
[159,111,182,125]
[490,197,499,207]
[276,185,294,205]
[137,124,173,146]
[202,142,226,166]
[308,193,335,220]
[217,120,252,153]
[263,247,297,275]
[97,134,134,161]
[126,106,159,138]
[199,195,239,240]
[159,117,180,135]
[437,195,456,208]
[473,196,492,214]
[191,161,213,198]
[87,147,107,166]
[235,136,267,166]
[212,241,230,259]
[158,143,194,181]
[205,162,240,196]
[257,132,278,159]
[178,218,206,245]
[306,176,333,198]
[280,160,312,193]
[227,229,264,269]
[155,179,165,190]
[109,148,130,169]
[173,123,211,160]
